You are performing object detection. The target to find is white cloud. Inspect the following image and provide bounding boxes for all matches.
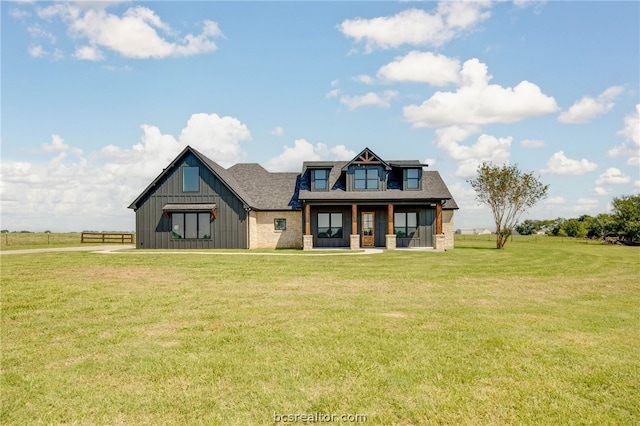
[264,140,355,172]
[558,86,624,124]
[595,167,630,185]
[434,126,511,178]
[338,2,492,52]
[325,89,341,99]
[376,51,460,86]
[403,59,558,128]
[593,186,609,196]
[270,126,284,136]
[541,151,597,176]
[353,74,375,84]
[1,112,252,232]
[74,45,105,61]
[545,196,565,205]
[32,3,223,60]
[608,104,640,166]
[28,44,45,57]
[573,198,599,213]
[520,139,545,148]
[41,134,83,156]
[340,90,398,111]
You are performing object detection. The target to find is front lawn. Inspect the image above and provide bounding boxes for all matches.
[1,238,638,424]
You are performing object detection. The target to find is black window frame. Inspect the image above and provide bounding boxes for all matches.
[183,166,200,192]
[171,212,211,239]
[312,169,329,191]
[274,218,287,231]
[317,212,343,238]
[406,168,421,190]
[354,167,378,190]
[394,212,418,238]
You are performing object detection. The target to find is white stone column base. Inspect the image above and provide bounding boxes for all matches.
[350,235,360,250]
[385,234,396,250]
[434,234,446,252]
[303,235,314,251]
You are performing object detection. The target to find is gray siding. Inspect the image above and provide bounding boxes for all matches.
[395,207,434,248]
[135,153,247,249]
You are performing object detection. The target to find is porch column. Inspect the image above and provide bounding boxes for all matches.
[385,203,396,250]
[303,203,313,250]
[434,201,445,251]
[350,204,359,250]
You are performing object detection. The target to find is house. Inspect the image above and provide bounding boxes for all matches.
[128,146,458,250]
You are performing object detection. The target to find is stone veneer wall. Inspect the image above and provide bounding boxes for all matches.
[249,211,302,249]
[443,210,455,249]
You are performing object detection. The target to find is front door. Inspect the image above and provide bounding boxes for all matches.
[362,212,375,247]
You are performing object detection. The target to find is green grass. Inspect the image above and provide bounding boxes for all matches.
[1,237,639,425]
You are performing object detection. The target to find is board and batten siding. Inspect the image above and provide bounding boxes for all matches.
[134,153,248,249]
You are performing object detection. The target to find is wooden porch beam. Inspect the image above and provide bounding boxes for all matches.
[436,202,443,234]
[351,204,357,235]
[305,203,311,235]
[387,204,393,235]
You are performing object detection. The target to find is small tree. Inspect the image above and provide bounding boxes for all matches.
[468,162,549,249]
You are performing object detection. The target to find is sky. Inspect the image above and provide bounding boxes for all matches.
[1,0,639,232]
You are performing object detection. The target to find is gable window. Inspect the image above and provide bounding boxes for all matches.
[354,167,378,190]
[172,212,211,239]
[406,169,420,190]
[317,212,343,238]
[183,167,200,192]
[274,218,286,231]
[394,212,417,238]
[312,169,329,191]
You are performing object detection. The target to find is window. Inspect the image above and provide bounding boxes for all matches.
[394,212,417,238]
[354,167,378,190]
[312,169,328,191]
[274,218,286,231]
[172,212,211,239]
[317,212,343,238]
[183,167,200,192]
[406,169,420,189]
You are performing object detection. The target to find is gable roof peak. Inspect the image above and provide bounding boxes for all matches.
[342,147,391,171]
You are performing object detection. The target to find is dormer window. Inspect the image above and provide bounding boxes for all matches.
[406,168,420,190]
[355,167,378,190]
[312,169,329,191]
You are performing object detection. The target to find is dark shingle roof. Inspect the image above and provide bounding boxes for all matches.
[227,164,301,210]
[129,145,457,212]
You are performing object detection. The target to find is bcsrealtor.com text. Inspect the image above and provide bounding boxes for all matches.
[274,412,367,423]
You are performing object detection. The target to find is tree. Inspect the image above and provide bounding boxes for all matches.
[611,195,640,242]
[468,162,549,249]
[515,219,541,235]
[561,218,587,238]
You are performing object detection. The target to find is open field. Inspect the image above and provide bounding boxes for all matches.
[1,233,97,250]
[1,238,639,424]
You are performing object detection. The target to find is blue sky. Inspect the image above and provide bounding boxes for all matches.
[1,1,638,232]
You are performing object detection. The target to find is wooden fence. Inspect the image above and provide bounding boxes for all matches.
[81,232,135,244]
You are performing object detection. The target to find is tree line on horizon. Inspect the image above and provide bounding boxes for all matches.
[515,194,640,242]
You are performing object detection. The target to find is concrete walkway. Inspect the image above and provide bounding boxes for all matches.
[0,245,384,256]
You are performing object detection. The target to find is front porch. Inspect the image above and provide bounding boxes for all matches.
[302,202,445,251]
